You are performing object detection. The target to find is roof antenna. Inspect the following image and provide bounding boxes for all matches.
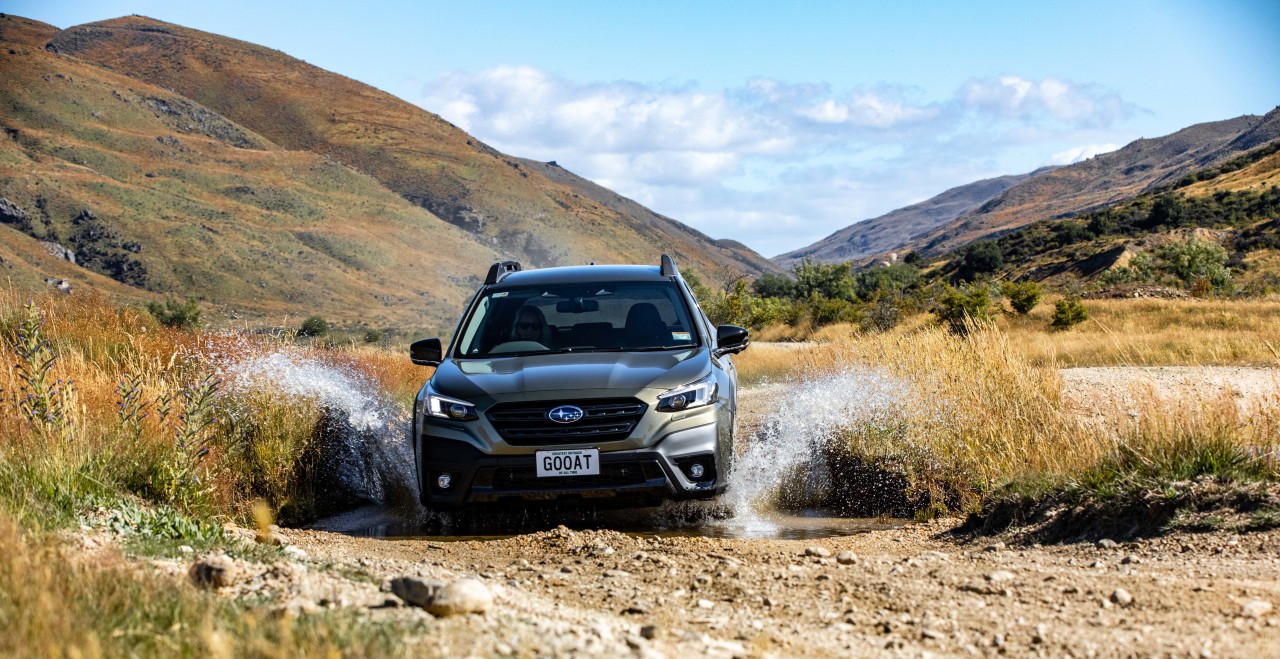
[660,254,679,277]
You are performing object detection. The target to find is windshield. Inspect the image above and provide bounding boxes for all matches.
[453,282,700,358]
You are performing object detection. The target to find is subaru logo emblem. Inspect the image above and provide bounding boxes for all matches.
[548,405,584,424]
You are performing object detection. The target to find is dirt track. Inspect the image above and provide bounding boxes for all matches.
[231,366,1280,657]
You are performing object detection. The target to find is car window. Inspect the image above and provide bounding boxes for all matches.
[453,282,700,358]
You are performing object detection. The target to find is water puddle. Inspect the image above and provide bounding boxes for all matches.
[311,503,906,541]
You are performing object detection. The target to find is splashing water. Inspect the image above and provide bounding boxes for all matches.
[716,367,911,534]
[222,347,416,506]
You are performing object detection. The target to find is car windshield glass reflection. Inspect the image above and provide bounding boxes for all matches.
[455,282,700,357]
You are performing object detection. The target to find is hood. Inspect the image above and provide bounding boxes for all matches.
[431,349,709,399]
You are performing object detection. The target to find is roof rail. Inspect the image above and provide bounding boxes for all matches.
[484,260,522,285]
[660,254,679,277]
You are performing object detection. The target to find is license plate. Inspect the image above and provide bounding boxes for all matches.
[536,449,600,477]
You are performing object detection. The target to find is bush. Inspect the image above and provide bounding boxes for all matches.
[1051,296,1088,330]
[935,284,992,334]
[1153,238,1231,292]
[1001,281,1042,315]
[363,328,384,344]
[297,316,329,338]
[956,240,1004,281]
[146,298,201,329]
[752,273,798,299]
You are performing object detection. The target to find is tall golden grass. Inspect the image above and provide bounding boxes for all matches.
[738,317,1280,514]
[0,288,419,524]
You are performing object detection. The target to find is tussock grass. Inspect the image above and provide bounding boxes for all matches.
[739,316,1280,528]
[0,289,412,527]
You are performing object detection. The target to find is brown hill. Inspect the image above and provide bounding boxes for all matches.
[910,111,1276,256]
[46,16,775,283]
[514,158,779,277]
[773,170,1045,268]
[0,15,503,332]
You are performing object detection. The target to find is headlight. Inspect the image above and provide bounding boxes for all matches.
[425,383,478,421]
[657,374,717,412]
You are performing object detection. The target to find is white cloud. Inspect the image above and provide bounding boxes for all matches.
[1046,143,1120,165]
[416,69,1138,255]
[959,76,1131,127]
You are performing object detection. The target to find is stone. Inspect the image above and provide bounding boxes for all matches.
[178,545,194,554]
[189,554,237,589]
[984,542,1006,552]
[603,569,631,578]
[257,531,289,546]
[696,598,714,609]
[1110,588,1134,607]
[640,624,658,640]
[1096,539,1118,549]
[391,577,493,616]
[283,545,308,561]
[1120,554,1140,565]
[985,570,1016,583]
[804,546,832,558]
[836,551,858,565]
[1241,600,1273,618]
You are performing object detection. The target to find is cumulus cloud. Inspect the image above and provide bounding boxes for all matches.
[416,68,1138,255]
[959,76,1132,127]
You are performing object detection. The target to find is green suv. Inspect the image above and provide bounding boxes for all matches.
[409,255,749,510]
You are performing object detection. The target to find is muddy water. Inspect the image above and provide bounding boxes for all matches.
[311,503,907,541]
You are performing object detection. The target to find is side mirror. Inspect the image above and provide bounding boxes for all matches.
[410,338,443,366]
[714,325,749,356]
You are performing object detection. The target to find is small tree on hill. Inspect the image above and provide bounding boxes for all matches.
[1050,296,1088,330]
[298,316,330,338]
[1001,281,1042,315]
[147,298,201,329]
[956,240,1004,281]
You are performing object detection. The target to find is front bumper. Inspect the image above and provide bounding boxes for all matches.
[416,422,725,509]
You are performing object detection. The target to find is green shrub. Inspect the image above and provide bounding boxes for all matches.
[956,240,1004,281]
[1153,238,1231,292]
[363,328,384,344]
[1001,281,1042,315]
[146,298,201,329]
[1051,296,1088,330]
[935,284,992,334]
[298,316,329,338]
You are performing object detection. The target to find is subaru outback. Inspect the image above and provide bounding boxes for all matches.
[409,255,749,510]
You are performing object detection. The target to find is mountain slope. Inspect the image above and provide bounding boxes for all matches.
[0,16,503,331]
[46,16,776,282]
[514,158,779,276]
[910,111,1277,256]
[773,170,1044,268]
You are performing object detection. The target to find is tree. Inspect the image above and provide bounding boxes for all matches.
[1050,297,1088,330]
[298,316,330,337]
[147,298,201,329]
[956,240,1004,281]
[752,273,799,299]
[935,284,992,334]
[1001,281,1042,315]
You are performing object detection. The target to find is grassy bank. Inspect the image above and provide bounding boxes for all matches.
[737,316,1280,535]
[0,289,433,655]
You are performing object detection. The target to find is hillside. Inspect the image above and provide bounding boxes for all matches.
[773,170,1044,268]
[930,141,1280,295]
[0,15,506,331]
[45,16,777,284]
[909,110,1280,257]
[514,157,779,277]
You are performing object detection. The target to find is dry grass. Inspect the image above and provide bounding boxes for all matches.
[738,313,1280,516]
[0,289,419,525]
[0,513,415,657]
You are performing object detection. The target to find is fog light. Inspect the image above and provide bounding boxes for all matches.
[668,394,689,410]
[447,403,469,420]
[436,473,452,490]
[689,463,705,479]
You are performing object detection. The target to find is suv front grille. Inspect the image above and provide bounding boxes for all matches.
[487,398,647,445]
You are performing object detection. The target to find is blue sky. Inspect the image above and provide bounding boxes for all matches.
[9,1,1280,256]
